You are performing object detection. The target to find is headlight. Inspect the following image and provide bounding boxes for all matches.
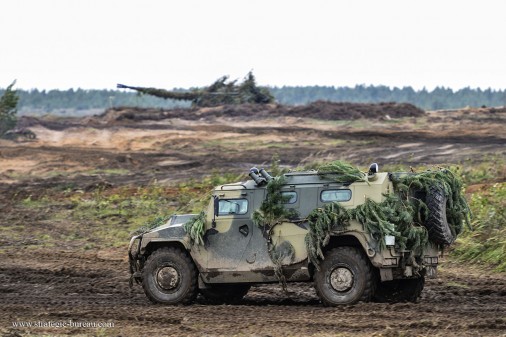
[384,235,395,246]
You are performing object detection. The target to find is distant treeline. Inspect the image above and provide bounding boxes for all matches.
[270,85,506,110]
[1,85,505,116]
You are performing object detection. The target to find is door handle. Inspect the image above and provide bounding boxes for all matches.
[239,225,249,237]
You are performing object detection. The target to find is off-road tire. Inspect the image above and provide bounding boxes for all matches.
[314,247,375,306]
[142,247,198,305]
[374,277,425,303]
[425,184,455,245]
[200,284,251,304]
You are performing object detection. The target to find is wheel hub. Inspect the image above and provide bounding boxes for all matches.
[330,267,354,292]
[156,266,180,290]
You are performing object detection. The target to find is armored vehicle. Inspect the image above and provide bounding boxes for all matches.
[118,71,274,107]
[3,127,36,140]
[129,164,465,306]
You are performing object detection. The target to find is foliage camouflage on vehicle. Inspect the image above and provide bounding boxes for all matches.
[305,202,351,268]
[252,176,297,230]
[316,160,367,183]
[117,71,274,107]
[130,215,171,236]
[270,161,469,269]
[390,168,471,237]
[183,211,206,245]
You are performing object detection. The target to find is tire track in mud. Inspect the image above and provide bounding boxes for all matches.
[1,250,505,336]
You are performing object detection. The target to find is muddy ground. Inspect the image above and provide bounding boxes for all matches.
[2,104,504,192]
[1,249,505,337]
[1,103,505,336]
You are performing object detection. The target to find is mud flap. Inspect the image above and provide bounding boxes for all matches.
[379,268,393,281]
[425,265,437,278]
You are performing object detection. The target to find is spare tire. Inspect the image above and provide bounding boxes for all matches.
[424,184,455,245]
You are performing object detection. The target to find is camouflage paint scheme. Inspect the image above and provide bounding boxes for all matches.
[129,171,439,289]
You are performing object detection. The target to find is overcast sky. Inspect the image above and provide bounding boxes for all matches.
[1,0,505,91]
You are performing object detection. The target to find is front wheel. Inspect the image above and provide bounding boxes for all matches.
[142,247,198,305]
[314,247,375,306]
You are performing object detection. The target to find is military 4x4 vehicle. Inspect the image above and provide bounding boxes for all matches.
[129,163,466,306]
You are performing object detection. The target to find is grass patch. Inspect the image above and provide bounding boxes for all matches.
[4,171,246,250]
[446,281,470,289]
[459,155,506,185]
[452,182,506,272]
[87,168,131,175]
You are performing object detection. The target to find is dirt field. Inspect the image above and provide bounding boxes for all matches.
[1,103,505,336]
[1,249,505,337]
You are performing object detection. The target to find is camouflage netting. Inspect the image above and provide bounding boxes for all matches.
[305,161,471,268]
[183,211,206,245]
[317,160,367,183]
[258,160,470,269]
[130,215,171,236]
[253,176,298,230]
[350,195,429,253]
[305,202,351,269]
[268,241,295,291]
[390,168,471,238]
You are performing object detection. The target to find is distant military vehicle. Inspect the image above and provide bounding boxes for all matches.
[129,164,467,306]
[117,72,274,107]
[3,127,36,140]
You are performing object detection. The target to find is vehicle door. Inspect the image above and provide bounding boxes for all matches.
[206,190,254,270]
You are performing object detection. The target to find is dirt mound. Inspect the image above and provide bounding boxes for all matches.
[17,115,82,131]
[285,101,425,119]
[98,101,425,123]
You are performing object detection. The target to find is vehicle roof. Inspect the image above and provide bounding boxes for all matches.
[214,171,390,191]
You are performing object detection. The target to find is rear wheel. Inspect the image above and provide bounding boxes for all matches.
[314,247,375,306]
[374,277,425,303]
[142,247,198,305]
[200,284,251,304]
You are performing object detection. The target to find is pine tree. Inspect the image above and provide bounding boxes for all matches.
[0,81,19,137]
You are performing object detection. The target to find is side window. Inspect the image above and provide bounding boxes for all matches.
[281,191,297,204]
[218,199,248,215]
[321,189,352,202]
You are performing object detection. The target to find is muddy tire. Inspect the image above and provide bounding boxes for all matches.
[425,184,455,245]
[374,277,425,303]
[314,247,375,306]
[200,284,251,304]
[142,247,198,305]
